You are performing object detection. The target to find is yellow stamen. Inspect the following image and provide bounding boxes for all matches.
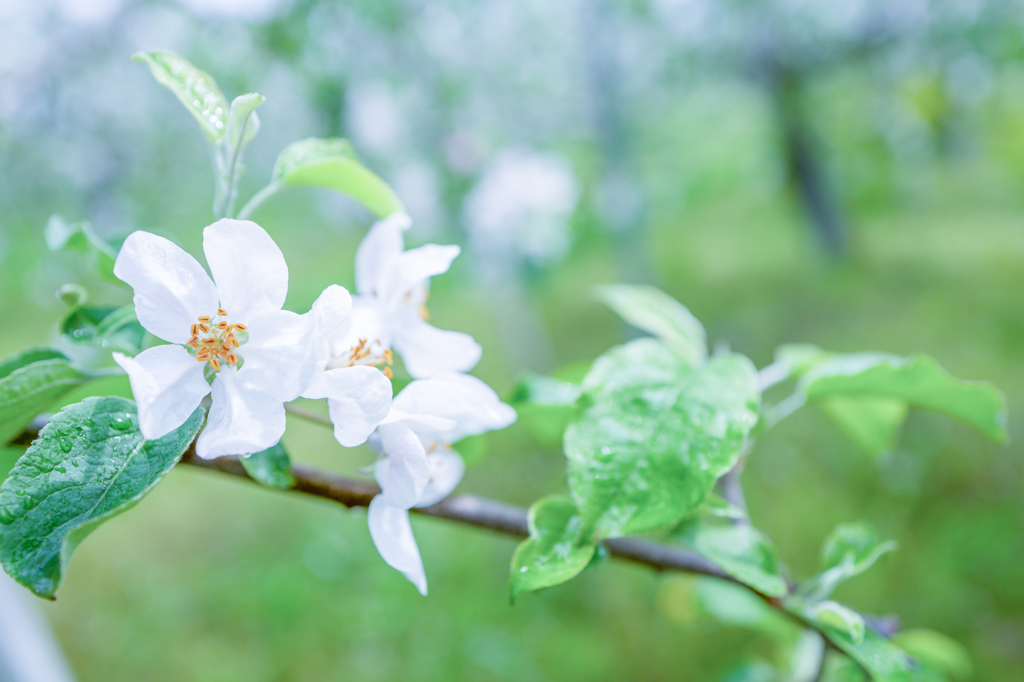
[225,352,238,364]
[383,367,393,379]
[202,338,216,347]
[198,323,210,333]
[233,323,247,332]
[228,335,239,348]
[190,324,198,336]
[384,349,393,366]
[217,308,228,317]
[209,356,220,371]
[198,315,211,323]
[217,321,228,331]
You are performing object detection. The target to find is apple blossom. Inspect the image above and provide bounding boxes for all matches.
[329,212,482,379]
[366,373,516,594]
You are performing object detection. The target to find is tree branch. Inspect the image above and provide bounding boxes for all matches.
[179,451,739,585]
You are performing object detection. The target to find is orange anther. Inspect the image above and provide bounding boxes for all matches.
[226,352,238,364]
[216,321,227,331]
[198,323,210,333]
[188,337,199,348]
[233,323,247,332]
[202,338,216,346]
[198,315,211,323]
[217,308,228,317]
[209,357,221,371]
[220,342,231,352]
[190,324,198,336]
[384,349,393,365]
[229,335,239,348]
[383,367,394,379]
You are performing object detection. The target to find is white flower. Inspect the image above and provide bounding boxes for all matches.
[329,213,482,379]
[112,218,389,458]
[366,373,516,594]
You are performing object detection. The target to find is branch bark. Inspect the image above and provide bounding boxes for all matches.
[179,450,739,585]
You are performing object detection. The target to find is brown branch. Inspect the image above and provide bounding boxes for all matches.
[179,451,738,585]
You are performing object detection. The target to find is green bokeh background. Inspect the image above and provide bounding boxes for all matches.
[1,1,1023,680]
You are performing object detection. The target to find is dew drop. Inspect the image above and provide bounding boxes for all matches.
[59,438,73,453]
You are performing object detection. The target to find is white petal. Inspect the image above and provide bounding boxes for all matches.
[203,219,288,321]
[301,366,392,447]
[113,346,210,440]
[310,284,353,342]
[414,451,466,508]
[379,408,456,432]
[355,212,410,297]
[197,367,286,459]
[392,314,482,379]
[237,309,314,402]
[372,423,430,509]
[382,244,460,304]
[330,298,392,367]
[114,231,218,343]
[393,373,517,443]
[367,496,427,596]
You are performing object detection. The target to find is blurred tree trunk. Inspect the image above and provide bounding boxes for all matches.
[771,65,847,257]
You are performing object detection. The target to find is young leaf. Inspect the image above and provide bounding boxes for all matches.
[225,93,264,153]
[892,629,974,681]
[0,397,204,598]
[508,373,581,446]
[822,397,908,458]
[0,350,93,445]
[61,303,145,355]
[132,50,228,143]
[271,138,404,218]
[810,601,866,645]
[240,441,294,488]
[597,285,707,366]
[800,354,1007,443]
[565,339,760,538]
[802,523,897,600]
[509,496,597,603]
[811,619,913,682]
[689,492,747,521]
[673,519,788,598]
[45,216,119,285]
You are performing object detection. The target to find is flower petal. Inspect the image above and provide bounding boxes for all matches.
[310,284,353,342]
[329,298,392,368]
[382,244,460,304]
[393,373,516,443]
[371,423,430,509]
[302,365,392,447]
[414,451,466,508]
[113,346,210,440]
[355,212,410,297]
[113,231,218,343]
[367,496,428,596]
[237,309,314,402]
[203,219,288,321]
[392,314,482,379]
[197,367,286,459]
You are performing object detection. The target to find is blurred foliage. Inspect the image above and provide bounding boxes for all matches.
[1,0,1023,680]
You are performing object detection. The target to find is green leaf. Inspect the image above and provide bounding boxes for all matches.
[892,629,973,681]
[565,339,760,538]
[697,578,795,637]
[45,216,119,284]
[803,523,897,600]
[60,302,145,355]
[814,620,912,682]
[0,447,25,486]
[822,397,908,458]
[800,354,1007,443]
[225,93,264,152]
[509,374,581,446]
[673,519,788,598]
[0,397,204,598]
[509,496,597,603]
[597,285,707,366]
[271,138,403,218]
[0,350,93,445]
[240,441,294,489]
[689,492,748,520]
[132,50,228,143]
[811,601,865,645]
[774,343,833,378]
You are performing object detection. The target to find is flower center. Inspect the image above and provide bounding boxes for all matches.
[347,338,394,379]
[186,307,246,372]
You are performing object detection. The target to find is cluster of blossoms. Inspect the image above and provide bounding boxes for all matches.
[114,215,515,594]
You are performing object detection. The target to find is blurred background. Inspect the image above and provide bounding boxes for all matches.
[1,0,1023,679]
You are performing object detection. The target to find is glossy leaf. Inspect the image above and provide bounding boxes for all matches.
[240,441,294,489]
[0,397,204,598]
[0,350,92,445]
[815,621,912,682]
[0,447,24,486]
[132,50,228,143]
[673,519,787,598]
[823,397,908,458]
[697,578,795,637]
[800,354,1007,443]
[690,492,747,520]
[811,601,865,645]
[508,374,581,446]
[225,93,264,153]
[597,285,707,366]
[565,339,760,538]
[272,138,403,218]
[509,496,596,603]
[45,216,119,284]
[892,629,973,681]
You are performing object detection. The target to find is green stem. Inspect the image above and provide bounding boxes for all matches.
[236,182,281,220]
[283,402,333,428]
